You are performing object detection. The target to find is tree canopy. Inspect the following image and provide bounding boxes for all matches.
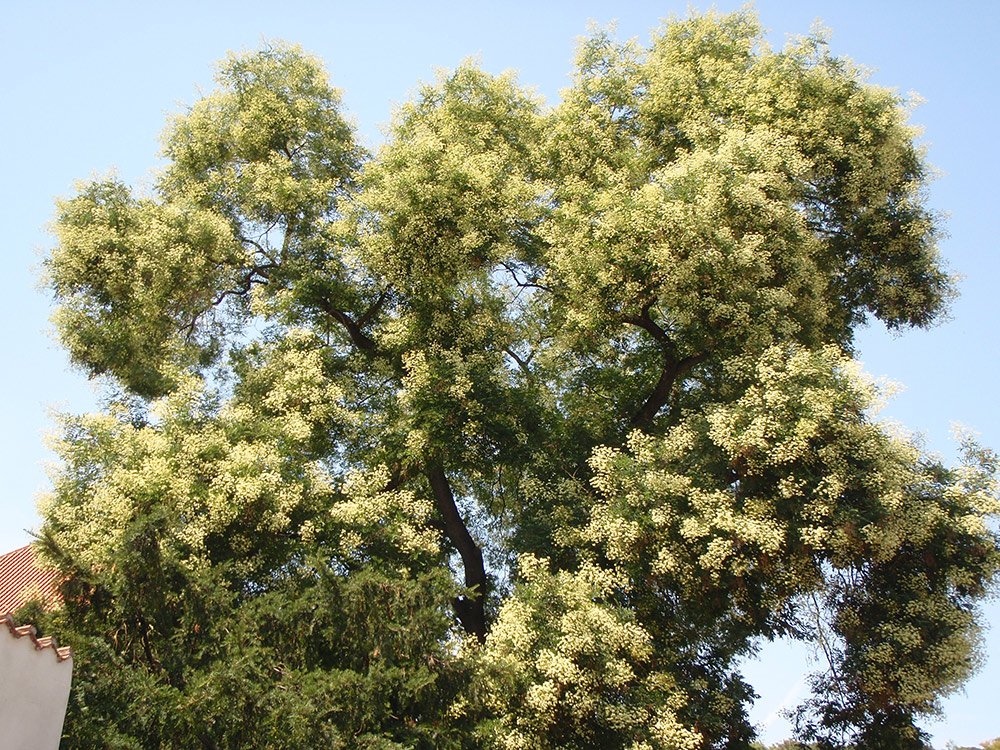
[31,10,999,750]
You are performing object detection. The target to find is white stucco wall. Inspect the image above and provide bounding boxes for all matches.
[0,623,73,750]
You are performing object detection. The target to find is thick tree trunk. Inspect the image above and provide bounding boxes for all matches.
[427,466,489,641]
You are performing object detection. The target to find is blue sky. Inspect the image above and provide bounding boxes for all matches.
[2,2,997,746]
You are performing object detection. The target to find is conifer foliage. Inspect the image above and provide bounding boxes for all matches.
[35,11,998,749]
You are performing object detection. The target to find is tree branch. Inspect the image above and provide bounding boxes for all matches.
[357,289,389,329]
[427,466,489,642]
[316,298,378,353]
[622,302,673,350]
[628,352,706,432]
[498,260,553,293]
[179,263,275,339]
[238,234,278,265]
[623,304,707,431]
[504,347,532,375]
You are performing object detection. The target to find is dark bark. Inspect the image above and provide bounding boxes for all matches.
[628,352,706,432]
[320,301,379,353]
[427,466,489,641]
[624,306,706,432]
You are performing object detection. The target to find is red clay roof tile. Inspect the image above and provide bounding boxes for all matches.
[0,544,62,615]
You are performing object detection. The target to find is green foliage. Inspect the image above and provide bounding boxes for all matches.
[37,11,998,749]
[474,555,701,750]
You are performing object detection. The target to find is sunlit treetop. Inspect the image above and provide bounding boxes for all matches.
[37,12,996,750]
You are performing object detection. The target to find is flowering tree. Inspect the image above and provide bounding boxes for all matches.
[35,11,998,749]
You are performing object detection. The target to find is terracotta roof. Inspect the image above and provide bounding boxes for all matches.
[0,544,62,615]
[1,612,72,662]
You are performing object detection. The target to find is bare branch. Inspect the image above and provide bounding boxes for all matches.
[178,263,276,340]
[498,260,553,293]
[238,234,278,265]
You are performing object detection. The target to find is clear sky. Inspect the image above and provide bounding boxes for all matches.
[2,2,997,746]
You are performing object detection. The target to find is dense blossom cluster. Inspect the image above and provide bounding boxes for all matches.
[29,11,998,749]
